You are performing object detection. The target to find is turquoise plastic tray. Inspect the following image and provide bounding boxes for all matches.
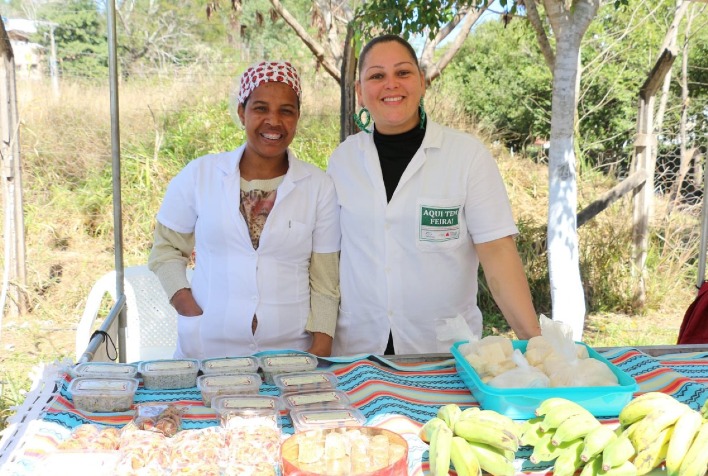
[451,340,638,420]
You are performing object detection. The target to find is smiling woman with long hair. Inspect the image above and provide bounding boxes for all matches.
[327,35,540,356]
[149,61,340,359]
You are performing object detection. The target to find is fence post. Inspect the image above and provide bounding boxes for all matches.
[0,18,28,318]
[631,49,676,309]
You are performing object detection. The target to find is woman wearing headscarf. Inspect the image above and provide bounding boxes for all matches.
[149,61,340,359]
[327,35,540,356]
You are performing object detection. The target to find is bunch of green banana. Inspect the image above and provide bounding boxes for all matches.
[526,397,637,476]
[617,391,708,476]
[701,399,708,419]
[423,404,521,476]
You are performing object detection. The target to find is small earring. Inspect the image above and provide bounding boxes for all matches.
[353,107,372,134]
[419,97,426,129]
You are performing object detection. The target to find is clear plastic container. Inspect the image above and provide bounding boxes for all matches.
[289,407,366,433]
[74,362,138,379]
[212,395,283,431]
[69,377,138,413]
[138,359,199,390]
[281,426,408,476]
[196,372,262,407]
[259,353,318,385]
[212,395,282,414]
[200,356,259,375]
[273,371,338,394]
[281,389,351,412]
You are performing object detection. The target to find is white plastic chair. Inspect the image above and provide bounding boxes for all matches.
[75,265,192,363]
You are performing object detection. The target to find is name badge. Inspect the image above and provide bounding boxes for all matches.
[419,205,461,242]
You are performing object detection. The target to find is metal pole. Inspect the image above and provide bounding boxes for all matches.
[106,0,126,362]
[697,158,708,290]
[49,25,59,98]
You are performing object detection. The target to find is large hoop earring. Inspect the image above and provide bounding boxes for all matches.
[419,97,426,129]
[353,107,372,134]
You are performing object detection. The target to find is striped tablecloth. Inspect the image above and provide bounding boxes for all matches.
[1,347,707,475]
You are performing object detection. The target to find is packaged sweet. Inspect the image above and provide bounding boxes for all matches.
[138,358,199,390]
[259,352,318,385]
[197,372,261,407]
[273,371,338,395]
[57,424,121,451]
[128,402,187,437]
[200,356,259,375]
[69,377,138,413]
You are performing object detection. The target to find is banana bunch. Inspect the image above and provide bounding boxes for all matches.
[702,399,708,419]
[520,397,627,476]
[421,404,521,476]
[617,391,708,476]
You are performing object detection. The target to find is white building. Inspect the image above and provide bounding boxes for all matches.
[3,18,45,79]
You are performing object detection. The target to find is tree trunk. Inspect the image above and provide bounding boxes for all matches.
[542,0,598,340]
[340,23,357,142]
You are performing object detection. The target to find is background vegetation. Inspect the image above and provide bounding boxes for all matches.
[0,0,705,430]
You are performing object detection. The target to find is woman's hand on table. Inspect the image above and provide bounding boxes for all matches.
[307,332,333,357]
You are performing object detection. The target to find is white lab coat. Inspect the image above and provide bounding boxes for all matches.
[157,145,340,358]
[327,120,517,356]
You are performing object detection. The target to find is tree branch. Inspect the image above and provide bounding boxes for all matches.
[423,1,493,85]
[525,0,555,71]
[268,0,341,82]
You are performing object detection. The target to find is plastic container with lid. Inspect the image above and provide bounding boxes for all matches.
[212,395,283,430]
[259,352,318,385]
[281,389,351,412]
[200,356,259,375]
[196,372,262,407]
[138,359,199,390]
[212,395,282,414]
[74,362,138,379]
[451,340,638,419]
[273,371,338,394]
[281,426,408,476]
[69,377,138,413]
[289,407,366,433]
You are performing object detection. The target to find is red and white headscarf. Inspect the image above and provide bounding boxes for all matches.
[237,61,302,105]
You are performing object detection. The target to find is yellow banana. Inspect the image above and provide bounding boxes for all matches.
[536,397,576,417]
[466,441,515,476]
[618,392,677,427]
[551,413,601,446]
[520,416,545,447]
[459,410,522,439]
[598,460,638,476]
[420,417,449,444]
[437,403,463,430]
[633,425,672,475]
[602,432,635,471]
[529,431,577,464]
[429,424,453,476]
[450,436,482,476]
[665,407,702,476]
[459,407,481,421]
[579,454,602,476]
[628,401,688,449]
[551,438,584,476]
[454,418,519,453]
[581,425,618,462]
[678,420,708,476]
[540,402,593,432]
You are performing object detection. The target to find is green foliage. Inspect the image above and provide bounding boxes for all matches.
[445,18,552,150]
[35,0,109,80]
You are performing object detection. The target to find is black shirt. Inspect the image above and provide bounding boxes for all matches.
[374,120,426,203]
